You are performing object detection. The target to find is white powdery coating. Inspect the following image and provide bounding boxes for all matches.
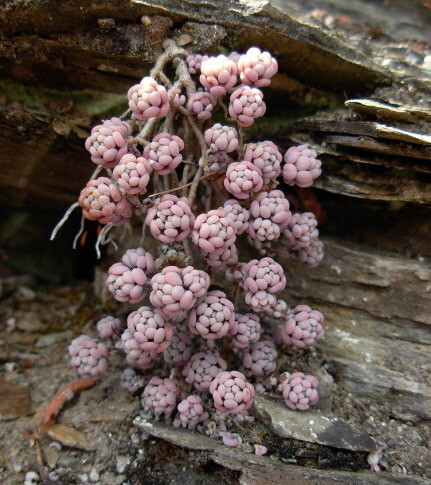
[78,177,133,226]
[210,370,255,413]
[113,154,152,195]
[188,290,235,340]
[295,239,324,267]
[127,76,169,120]
[187,91,217,120]
[150,265,210,316]
[186,54,208,74]
[143,132,184,175]
[200,243,238,268]
[248,190,291,242]
[230,313,261,349]
[106,248,155,304]
[241,340,277,376]
[96,316,121,339]
[224,161,263,200]
[222,199,249,235]
[204,123,239,153]
[192,208,237,256]
[69,335,109,379]
[228,86,266,127]
[200,55,238,97]
[163,328,192,366]
[244,257,286,312]
[281,305,324,348]
[146,195,195,244]
[282,372,319,411]
[141,377,178,416]
[177,395,205,428]
[123,306,173,357]
[283,144,322,188]
[243,141,282,185]
[238,47,278,88]
[85,117,132,169]
[183,352,227,392]
[120,368,145,394]
[284,212,319,249]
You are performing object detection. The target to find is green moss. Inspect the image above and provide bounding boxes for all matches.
[0,80,127,116]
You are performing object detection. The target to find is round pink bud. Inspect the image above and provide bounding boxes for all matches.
[78,177,133,226]
[243,141,282,185]
[141,377,178,416]
[121,330,155,371]
[120,368,145,394]
[96,316,121,340]
[85,117,132,169]
[143,132,184,175]
[283,145,322,188]
[200,55,238,97]
[241,340,277,376]
[123,306,173,357]
[230,313,261,349]
[294,239,324,267]
[187,91,217,120]
[106,248,155,304]
[282,372,319,411]
[163,328,192,367]
[228,86,266,127]
[113,154,152,195]
[222,199,249,235]
[186,54,208,74]
[238,47,278,88]
[224,161,263,200]
[69,335,109,379]
[146,195,195,244]
[177,395,205,428]
[210,370,255,413]
[244,257,286,312]
[200,243,238,268]
[192,208,237,259]
[281,305,324,348]
[127,77,169,120]
[188,290,235,340]
[150,266,210,316]
[284,212,319,249]
[183,352,227,392]
[248,190,291,242]
[204,124,239,153]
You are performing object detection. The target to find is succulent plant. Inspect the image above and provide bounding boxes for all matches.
[65,41,326,449]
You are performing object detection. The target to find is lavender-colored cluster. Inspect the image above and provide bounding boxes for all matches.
[106,248,154,304]
[71,44,328,447]
[146,195,194,243]
[68,335,109,379]
[85,117,132,169]
[282,372,319,411]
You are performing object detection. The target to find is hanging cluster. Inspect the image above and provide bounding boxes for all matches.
[68,41,326,446]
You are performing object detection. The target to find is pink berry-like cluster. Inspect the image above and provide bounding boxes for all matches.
[70,42,327,447]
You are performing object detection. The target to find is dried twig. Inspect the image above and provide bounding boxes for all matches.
[23,378,97,439]
[148,168,213,199]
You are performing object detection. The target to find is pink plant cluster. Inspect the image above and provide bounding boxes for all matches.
[70,43,326,447]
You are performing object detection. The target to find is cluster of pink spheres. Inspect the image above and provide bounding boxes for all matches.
[70,44,325,444]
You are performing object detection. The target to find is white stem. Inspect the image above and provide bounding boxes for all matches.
[50,202,79,241]
[95,223,113,259]
[72,216,85,249]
